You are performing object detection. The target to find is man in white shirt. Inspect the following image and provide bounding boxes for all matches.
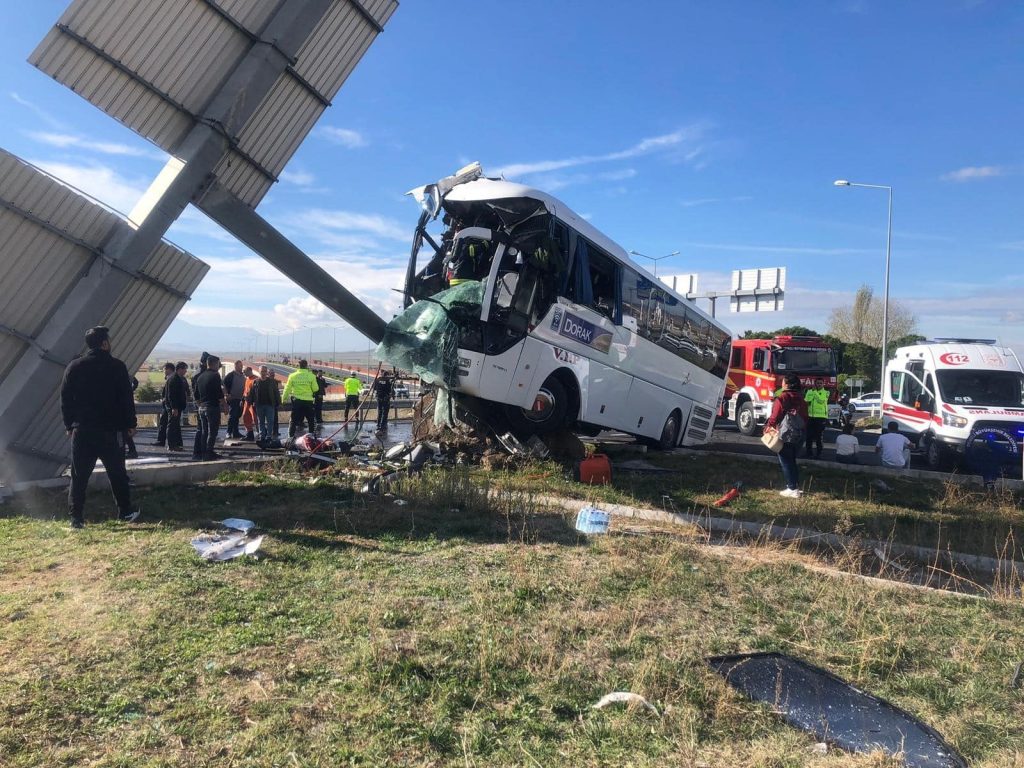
[834,423,860,464]
[875,422,912,468]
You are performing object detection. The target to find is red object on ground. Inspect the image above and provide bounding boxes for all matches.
[578,454,612,485]
[713,487,741,507]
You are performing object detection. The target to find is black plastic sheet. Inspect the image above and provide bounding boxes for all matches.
[708,652,966,768]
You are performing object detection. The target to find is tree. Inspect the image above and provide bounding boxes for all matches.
[828,285,918,347]
[740,326,821,340]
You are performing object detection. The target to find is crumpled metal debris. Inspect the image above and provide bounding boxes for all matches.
[217,518,255,532]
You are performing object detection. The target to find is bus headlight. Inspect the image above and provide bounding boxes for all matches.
[942,412,968,428]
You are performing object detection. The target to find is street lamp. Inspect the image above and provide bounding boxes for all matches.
[629,249,679,277]
[833,179,893,371]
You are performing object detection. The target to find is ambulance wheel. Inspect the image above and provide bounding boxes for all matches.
[925,435,948,470]
[737,402,758,436]
[506,377,569,435]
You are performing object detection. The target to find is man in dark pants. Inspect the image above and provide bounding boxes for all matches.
[192,355,227,461]
[165,361,189,451]
[153,362,175,446]
[60,326,140,528]
[373,371,394,431]
[222,360,245,439]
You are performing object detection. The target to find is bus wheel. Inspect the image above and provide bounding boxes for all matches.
[507,377,569,435]
[737,402,758,436]
[650,411,681,451]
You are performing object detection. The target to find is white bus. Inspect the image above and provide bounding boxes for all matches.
[386,163,732,449]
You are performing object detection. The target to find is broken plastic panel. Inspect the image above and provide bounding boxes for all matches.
[708,652,966,768]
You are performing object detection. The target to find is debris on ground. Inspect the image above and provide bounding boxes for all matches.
[591,691,660,716]
[217,518,255,532]
[575,505,611,534]
[191,532,264,562]
[708,651,967,768]
[577,453,612,485]
[713,481,743,507]
[871,478,892,492]
[614,459,676,473]
[873,547,910,573]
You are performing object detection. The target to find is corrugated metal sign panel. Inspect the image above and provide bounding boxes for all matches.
[0,149,208,471]
[31,0,398,208]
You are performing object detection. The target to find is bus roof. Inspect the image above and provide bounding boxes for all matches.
[443,176,731,336]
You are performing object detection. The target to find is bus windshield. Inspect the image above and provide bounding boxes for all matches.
[772,347,836,375]
[937,370,1024,407]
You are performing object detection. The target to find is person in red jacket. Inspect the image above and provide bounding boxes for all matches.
[765,372,809,497]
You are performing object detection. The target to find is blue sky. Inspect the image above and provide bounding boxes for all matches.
[2,1,1022,355]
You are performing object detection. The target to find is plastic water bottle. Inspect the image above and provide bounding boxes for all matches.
[575,505,610,534]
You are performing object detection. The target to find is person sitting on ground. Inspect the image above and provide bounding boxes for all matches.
[875,422,912,469]
[834,422,859,465]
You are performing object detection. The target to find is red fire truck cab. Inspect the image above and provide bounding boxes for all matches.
[722,335,840,435]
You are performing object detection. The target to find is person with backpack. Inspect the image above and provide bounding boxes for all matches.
[765,373,808,498]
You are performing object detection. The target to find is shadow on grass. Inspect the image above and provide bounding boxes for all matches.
[4,467,584,549]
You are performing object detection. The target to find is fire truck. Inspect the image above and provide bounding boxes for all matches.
[723,335,840,435]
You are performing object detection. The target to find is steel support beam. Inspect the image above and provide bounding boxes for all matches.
[196,181,386,345]
[0,0,336,483]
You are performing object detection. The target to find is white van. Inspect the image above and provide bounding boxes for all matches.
[882,339,1024,468]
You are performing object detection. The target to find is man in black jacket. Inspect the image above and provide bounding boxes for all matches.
[60,326,140,528]
[192,354,227,461]
[153,362,175,446]
[164,361,189,451]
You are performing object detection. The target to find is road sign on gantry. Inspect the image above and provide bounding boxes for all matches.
[31,0,398,208]
[0,149,208,484]
[729,267,786,313]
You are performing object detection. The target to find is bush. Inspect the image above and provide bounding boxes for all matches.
[135,381,161,403]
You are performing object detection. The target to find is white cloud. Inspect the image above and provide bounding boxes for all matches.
[493,124,709,179]
[10,92,66,130]
[679,195,752,208]
[27,131,164,160]
[29,159,148,215]
[280,169,316,186]
[318,126,367,148]
[941,165,1006,182]
[295,209,409,243]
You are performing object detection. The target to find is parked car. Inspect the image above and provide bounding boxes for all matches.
[847,391,881,416]
[393,383,410,398]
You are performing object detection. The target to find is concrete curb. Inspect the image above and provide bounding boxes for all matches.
[538,494,1024,581]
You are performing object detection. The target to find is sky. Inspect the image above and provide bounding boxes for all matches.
[2,1,1022,357]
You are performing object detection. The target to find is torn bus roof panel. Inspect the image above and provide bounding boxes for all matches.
[708,652,966,768]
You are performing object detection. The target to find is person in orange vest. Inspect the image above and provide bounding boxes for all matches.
[240,366,258,441]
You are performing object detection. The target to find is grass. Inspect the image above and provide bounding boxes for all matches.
[2,462,1023,766]
[493,451,1024,568]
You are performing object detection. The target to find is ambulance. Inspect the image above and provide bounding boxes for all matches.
[882,339,1024,468]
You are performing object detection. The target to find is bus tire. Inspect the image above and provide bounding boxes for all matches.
[650,410,681,451]
[506,376,570,435]
[737,402,758,436]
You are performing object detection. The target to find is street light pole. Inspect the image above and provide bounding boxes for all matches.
[629,249,679,278]
[833,179,893,371]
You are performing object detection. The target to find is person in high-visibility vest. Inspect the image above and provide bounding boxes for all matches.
[804,379,830,459]
[448,240,484,286]
[282,360,319,437]
[343,372,362,421]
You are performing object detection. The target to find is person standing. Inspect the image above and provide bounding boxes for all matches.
[153,362,175,446]
[222,360,245,439]
[192,355,227,461]
[282,359,319,437]
[253,365,281,445]
[765,373,808,498]
[373,371,394,431]
[241,366,258,441]
[804,379,829,459]
[124,375,140,459]
[313,370,328,430]
[343,371,362,422]
[60,326,140,528]
[163,361,189,452]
